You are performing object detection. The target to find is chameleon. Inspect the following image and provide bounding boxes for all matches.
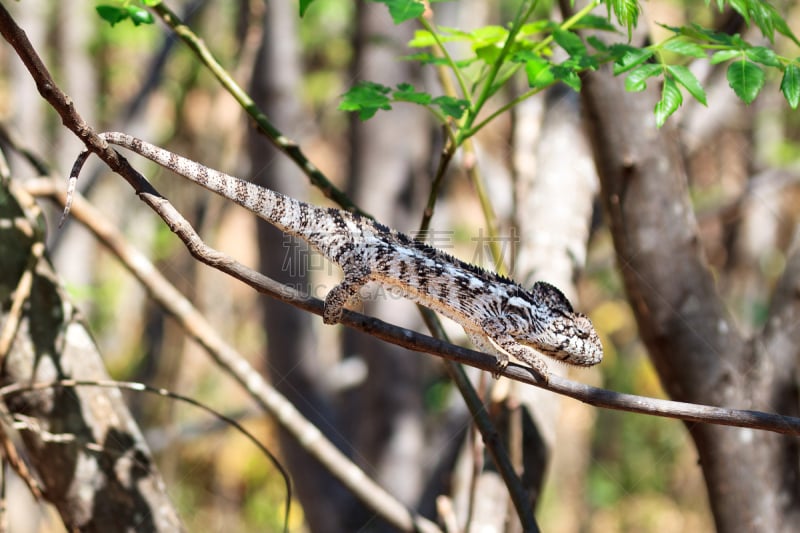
[65,132,603,381]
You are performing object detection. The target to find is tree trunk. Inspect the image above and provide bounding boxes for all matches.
[511,85,599,526]
[580,50,800,533]
[0,181,183,532]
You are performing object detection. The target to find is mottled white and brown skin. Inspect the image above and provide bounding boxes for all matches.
[67,132,604,381]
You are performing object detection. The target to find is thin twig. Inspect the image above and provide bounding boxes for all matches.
[0,234,43,368]
[0,403,42,501]
[418,308,538,531]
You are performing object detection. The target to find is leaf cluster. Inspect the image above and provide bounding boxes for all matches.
[338,81,468,121]
[94,0,799,131]
[328,0,798,132]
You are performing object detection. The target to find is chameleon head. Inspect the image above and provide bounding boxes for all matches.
[533,311,604,366]
[525,282,604,366]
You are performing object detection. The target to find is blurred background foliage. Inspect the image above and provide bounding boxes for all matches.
[3,0,799,531]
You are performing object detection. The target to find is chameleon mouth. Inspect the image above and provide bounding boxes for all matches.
[536,340,603,366]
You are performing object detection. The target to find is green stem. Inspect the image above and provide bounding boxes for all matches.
[468,78,558,138]
[149,2,368,217]
[461,137,506,275]
[531,0,601,55]
[418,16,471,109]
[464,0,538,133]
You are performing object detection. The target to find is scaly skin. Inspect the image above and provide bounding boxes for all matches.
[67,132,604,381]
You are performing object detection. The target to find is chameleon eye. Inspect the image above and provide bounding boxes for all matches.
[574,315,592,335]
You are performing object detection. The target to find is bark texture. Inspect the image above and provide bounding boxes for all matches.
[0,183,183,531]
[580,58,800,533]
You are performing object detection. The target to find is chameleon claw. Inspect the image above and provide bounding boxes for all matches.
[493,356,509,379]
[322,307,342,325]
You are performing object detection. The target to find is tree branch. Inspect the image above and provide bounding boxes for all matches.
[26,177,800,438]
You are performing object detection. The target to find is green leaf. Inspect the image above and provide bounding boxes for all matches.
[571,14,617,32]
[299,0,314,17]
[780,63,800,109]
[553,29,586,58]
[408,30,437,48]
[725,0,799,45]
[726,59,765,104]
[610,44,653,74]
[520,20,556,37]
[607,0,640,36]
[657,22,682,35]
[684,23,734,45]
[710,49,740,65]
[662,38,706,59]
[339,81,392,120]
[730,34,747,48]
[126,5,154,26]
[586,36,609,52]
[654,76,683,128]
[512,50,535,63]
[435,26,478,42]
[745,46,780,67]
[552,64,582,91]
[451,26,509,64]
[524,56,556,88]
[467,25,508,48]
[624,63,662,92]
[96,5,130,26]
[475,44,502,64]
[728,0,751,24]
[432,96,469,119]
[392,83,432,104]
[771,10,800,47]
[570,53,599,71]
[369,0,424,24]
[667,65,707,105]
[96,4,154,26]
